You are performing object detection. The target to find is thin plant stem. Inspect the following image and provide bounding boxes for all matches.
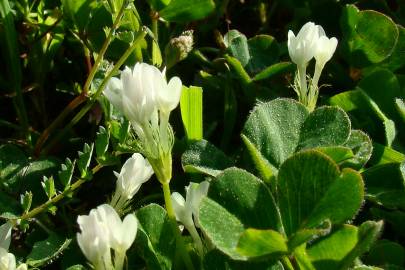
[42,30,147,154]
[18,164,103,221]
[186,223,204,255]
[33,2,127,156]
[281,256,295,270]
[162,182,195,270]
[298,64,307,105]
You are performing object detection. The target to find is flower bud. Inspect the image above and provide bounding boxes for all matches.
[287,22,321,67]
[314,35,338,69]
[111,153,154,211]
[165,30,194,69]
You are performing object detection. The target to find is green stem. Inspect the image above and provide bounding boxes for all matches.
[281,256,295,270]
[19,164,103,221]
[114,251,126,270]
[162,182,195,270]
[82,1,126,94]
[186,223,204,255]
[298,64,307,105]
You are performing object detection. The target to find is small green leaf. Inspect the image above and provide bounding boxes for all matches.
[160,0,215,23]
[41,176,56,199]
[341,130,373,170]
[181,139,233,177]
[58,158,75,190]
[395,98,405,123]
[20,191,33,213]
[77,143,94,178]
[362,162,405,195]
[95,126,109,158]
[252,62,294,82]
[180,85,203,141]
[236,229,288,259]
[146,0,171,11]
[27,234,72,267]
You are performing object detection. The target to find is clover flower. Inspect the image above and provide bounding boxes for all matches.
[110,153,154,213]
[171,181,209,254]
[288,22,337,111]
[77,204,137,270]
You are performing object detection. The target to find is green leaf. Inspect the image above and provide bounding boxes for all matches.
[298,106,351,150]
[160,0,215,23]
[381,25,405,71]
[307,224,359,270]
[369,143,405,166]
[236,229,288,259]
[58,158,75,190]
[341,130,373,170]
[181,139,234,177]
[339,221,383,270]
[245,35,279,74]
[252,62,294,82]
[277,150,364,236]
[242,98,308,168]
[358,69,404,123]
[135,204,176,270]
[77,143,94,178]
[180,85,203,141]
[27,234,72,267]
[395,98,405,123]
[340,5,399,67]
[61,0,100,30]
[241,134,275,183]
[0,144,28,186]
[95,126,109,158]
[365,239,405,267]
[242,99,351,169]
[362,162,405,195]
[371,208,405,237]
[328,89,396,146]
[307,221,382,270]
[314,146,354,164]
[20,191,33,213]
[203,249,284,270]
[41,176,56,199]
[199,168,281,259]
[224,30,249,67]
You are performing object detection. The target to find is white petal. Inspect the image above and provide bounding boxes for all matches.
[104,77,123,111]
[120,214,138,251]
[158,76,182,113]
[0,222,12,250]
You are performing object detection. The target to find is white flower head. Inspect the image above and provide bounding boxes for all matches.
[171,181,209,229]
[314,35,338,68]
[104,63,182,125]
[114,153,154,202]
[0,247,15,270]
[77,204,138,268]
[288,22,322,67]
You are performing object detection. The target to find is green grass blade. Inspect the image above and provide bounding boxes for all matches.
[180,85,203,141]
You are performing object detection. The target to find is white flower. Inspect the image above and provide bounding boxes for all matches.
[77,208,111,267]
[288,22,322,67]
[0,248,26,270]
[104,63,182,125]
[0,223,12,250]
[111,153,154,211]
[171,181,209,229]
[314,35,338,69]
[92,204,138,254]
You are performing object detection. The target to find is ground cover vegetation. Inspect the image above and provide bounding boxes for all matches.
[0,0,404,269]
